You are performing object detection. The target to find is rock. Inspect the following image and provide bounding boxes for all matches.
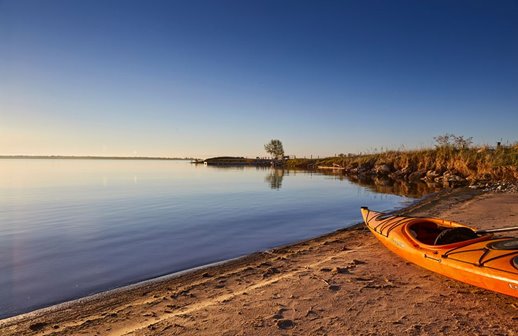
[29,323,48,332]
[277,319,295,329]
[375,164,392,175]
[358,162,374,173]
[305,310,319,319]
[335,267,351,274]
[400,166,412,175]
[422,170,440,182]
[434,176,444,183]
[408,169,426,182]
[352,259,366,265]
[389,170,405,180]
[482,182,518,193]
[445,174,467,187]
[263,267,281,278]
[328,284,341,291]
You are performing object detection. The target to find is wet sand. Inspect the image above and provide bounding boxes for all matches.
[1,189,517,335]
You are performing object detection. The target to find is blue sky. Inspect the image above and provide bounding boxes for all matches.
[1,0,517,157]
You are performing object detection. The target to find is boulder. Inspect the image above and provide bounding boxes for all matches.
[408,169,426,182]
[358,162,373,173]
[442,172,467,187]
[389,170,405,180]
[422,170,440,182]
[375,164,393,176]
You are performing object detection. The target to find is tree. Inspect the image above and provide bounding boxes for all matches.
[264,139,285,160]
[434,134,452,148]
[434,133,473,150]
[453,135,473,149]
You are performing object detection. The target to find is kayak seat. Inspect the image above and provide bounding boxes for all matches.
[408,221,444,245]
[433,227,479,245]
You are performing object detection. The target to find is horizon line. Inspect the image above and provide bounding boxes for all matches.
[0,155,194,160]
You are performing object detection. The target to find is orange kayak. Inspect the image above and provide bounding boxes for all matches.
[361,207,518,297]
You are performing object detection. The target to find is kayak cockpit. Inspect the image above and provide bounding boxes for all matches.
[406,221,444,245]
[405,220,491,247]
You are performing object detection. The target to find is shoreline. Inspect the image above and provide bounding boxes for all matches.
[1,188,517,335]
[0,192,421,322]
[0,188,456,322]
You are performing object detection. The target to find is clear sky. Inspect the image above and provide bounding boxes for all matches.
[1,0,517,158]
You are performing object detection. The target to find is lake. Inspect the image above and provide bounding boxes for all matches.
[0,159,424,318]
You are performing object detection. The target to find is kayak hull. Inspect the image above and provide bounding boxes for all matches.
[361,207,518,298]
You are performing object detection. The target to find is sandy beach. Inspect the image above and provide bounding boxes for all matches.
[1,188,517,336]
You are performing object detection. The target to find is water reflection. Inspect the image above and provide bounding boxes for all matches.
[317,171,442,198]
[202,165,440,196]
[265,169,285,189]
[0,159,426,318]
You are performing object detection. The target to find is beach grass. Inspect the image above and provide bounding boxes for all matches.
[287,143,518,181]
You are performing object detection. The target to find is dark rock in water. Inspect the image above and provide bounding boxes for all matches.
[408,169,426,182]
[375,164,393,175]
[358,162,374,173]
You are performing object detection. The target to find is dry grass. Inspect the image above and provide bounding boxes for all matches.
[287,145,518,181]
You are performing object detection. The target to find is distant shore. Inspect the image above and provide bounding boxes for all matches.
[1,188,516,335]
[0,155,192,161]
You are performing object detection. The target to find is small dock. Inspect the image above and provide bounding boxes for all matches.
[317,163,345,170]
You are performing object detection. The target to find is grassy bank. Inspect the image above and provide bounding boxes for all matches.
[287,144,518,183]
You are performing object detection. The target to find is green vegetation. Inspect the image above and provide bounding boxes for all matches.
[264,139,285,160]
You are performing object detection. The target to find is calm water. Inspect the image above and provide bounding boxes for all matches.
[0,159,419,318]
